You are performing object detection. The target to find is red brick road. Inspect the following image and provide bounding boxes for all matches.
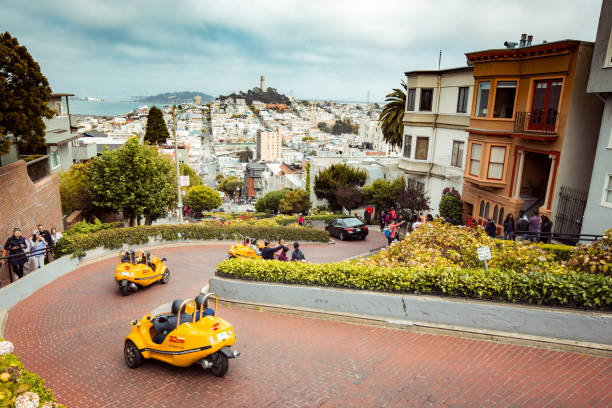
[5,235,612,407]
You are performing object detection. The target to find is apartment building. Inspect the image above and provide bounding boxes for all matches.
[582,1,612,236]
[462,38,603,236]
[256,129,282,161]
[400,67,474,212]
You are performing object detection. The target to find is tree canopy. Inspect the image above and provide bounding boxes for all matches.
[59,162,92,216]
[439,190,463,224]
[179,162,203,187]
[217,176,242,197]
[185,185,222,218]
[379,81,407,149]
[331,119,357,135]
[238,149,253,163]
[0,32,54,155]
[279,189,311,215]
[314,164,367,211]
[219,87,291,106]
[87,137,176,226]
[144,106,169,145]
[255,189,291,213]
[334,186,363,214]
[363,177,405,211]
[397,184,430,215]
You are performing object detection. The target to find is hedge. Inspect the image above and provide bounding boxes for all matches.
[54,224,330,258]
[492,239,573,262]
[216,258,612,310]
[0,339,63,407]
[275,214,353,226]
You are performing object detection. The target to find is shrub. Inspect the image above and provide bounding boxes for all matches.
[568,229,612,275]
[216,258,612,310]
[64,218,122,236]
[185,185,222,217]
[54,224,330,258]
[439,192,463,224]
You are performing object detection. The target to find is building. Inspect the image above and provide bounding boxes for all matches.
[242,162,266,198]
[582,1,612,237]
[400,67,474,212]
[256,130,282,161]
[462,38,604,236]
[44,93,80,173]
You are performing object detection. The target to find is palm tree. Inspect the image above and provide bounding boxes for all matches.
[379,81,407,149]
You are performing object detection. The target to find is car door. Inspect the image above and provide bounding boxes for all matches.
[328,220,340,237]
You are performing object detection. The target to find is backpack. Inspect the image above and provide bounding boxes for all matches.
[517,219,529,233]
[384,227,391,238]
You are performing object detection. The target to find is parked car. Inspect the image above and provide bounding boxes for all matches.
[325,217,368,241]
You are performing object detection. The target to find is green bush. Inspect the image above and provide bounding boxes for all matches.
[275,214,352,226]
[54,224,330,258]
[439,193,463,225]
[0,339,63,407]
[64,218,122,236]
[216,258,612,310]
[568,228,612,275]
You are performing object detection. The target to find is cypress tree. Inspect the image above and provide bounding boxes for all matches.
[144,106,169,145]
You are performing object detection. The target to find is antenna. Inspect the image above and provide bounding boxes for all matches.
[438,50,442,70]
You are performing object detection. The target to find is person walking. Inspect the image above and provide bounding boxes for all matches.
[29,230,47,270]
[363,208,371,225]
[540,215,553,244]
[384,211,390,227]
[366,205,374,223]
[485,219,497,238]
[378,211,385,231]
[4,228,28,281]
[528,211,540,242]
[502,214,515,240]
[391,208,397,223]
[291,242,306,261]
[298,214,304,226]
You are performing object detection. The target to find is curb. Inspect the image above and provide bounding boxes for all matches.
[0,309,6,338]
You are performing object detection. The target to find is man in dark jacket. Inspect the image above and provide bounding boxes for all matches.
[261,241,284,260]
[4,228,28,281]
[484,219,497,238]
[291,242,306,261]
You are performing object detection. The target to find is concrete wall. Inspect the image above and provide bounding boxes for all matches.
[587,0,612,93]
[210,277,612,347]
[581,98,612,235]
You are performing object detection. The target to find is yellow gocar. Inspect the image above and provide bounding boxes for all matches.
[124,294,240,377]
[114,250,169,296]
[228,237,263,259]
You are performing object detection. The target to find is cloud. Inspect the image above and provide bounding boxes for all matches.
[0,0,603,101]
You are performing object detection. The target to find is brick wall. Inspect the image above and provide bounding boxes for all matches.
[0,160,63,284]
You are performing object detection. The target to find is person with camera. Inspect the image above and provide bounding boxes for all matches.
[29,230,47,270]
[3,228,28,280]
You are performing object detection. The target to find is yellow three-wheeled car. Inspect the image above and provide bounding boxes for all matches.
[114,250,170,296]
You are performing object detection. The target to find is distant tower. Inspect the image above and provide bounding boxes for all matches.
[260,75,265,91]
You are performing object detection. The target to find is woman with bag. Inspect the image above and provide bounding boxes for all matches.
[4,228,28,280]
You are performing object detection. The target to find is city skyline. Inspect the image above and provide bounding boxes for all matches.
[0,0,603,101]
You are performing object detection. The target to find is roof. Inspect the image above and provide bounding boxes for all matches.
[50,93,75,97]
[45,132,80,146]
[82,130,108,138]
[285,173,305,189]
[405,66,473,76]
[465,40,590,62]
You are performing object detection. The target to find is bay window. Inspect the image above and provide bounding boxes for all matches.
[475,82,490,117]
[469,143,482,176]
[415,137,429,160]
[493,81,517,118]
[487,146,506,179]
[407,88,416,111]
[403,135,412,158]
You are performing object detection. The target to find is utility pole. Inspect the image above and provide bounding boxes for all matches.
[172,107,183,224]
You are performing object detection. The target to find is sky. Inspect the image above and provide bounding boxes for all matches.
[1,0,604,102]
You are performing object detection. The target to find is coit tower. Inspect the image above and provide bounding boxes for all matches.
[260,75,265,91]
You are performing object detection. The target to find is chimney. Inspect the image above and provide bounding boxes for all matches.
[519,33,527,47]
[527,35,533,46]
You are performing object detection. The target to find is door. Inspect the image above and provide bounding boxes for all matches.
[529,79,562,132]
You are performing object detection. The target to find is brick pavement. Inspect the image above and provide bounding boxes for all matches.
[4,237,612,407]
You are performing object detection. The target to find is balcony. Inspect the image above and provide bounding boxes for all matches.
[514,111,558,136]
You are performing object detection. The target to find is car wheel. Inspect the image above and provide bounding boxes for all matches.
[124,340,143,369]
[339,232,344,241]
[161,269,170,284]
[121,285,130,296]
[210,351,229,377]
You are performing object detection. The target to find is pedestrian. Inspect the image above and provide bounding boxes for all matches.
[384,211,390,226]
[50,227,62,244]
[291,242,306,261]
[366,205,374,223]
[411,214,422,231]
[378,211,385,231]
[426,214,434,222]
[37,224,52,246]
[3,228,28,281]
[363,208,371,225]
[298,213,304,226]
[261,241,284,260]
[485,219,497,238]
[277,246,289,261]
[540,215,553,244]
[388,220,405,245]
[29,230,47,270]
[467,216,473,227]
[391,208,397,223]
[502,214,515,240]
[528,211,540,242]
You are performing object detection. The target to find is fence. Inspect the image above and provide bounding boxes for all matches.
[0,246,56,285]
[554,186,589,245]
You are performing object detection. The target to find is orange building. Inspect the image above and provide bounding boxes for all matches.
[462,39,604,235]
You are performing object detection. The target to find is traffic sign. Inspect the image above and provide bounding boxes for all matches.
[180,175,190,187]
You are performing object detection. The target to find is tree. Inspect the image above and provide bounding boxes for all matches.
[279,189,311,214]
[379,80,407,149]
[334,186,363,214]
[314,164,367,211]
[305,162,311,197]
[215,174,224,183]
[143,106,169,145]
[59,163,92,215]
[317,122,328,132]
[331,119,355,135]
[397,184,430,216]
[255,189,291,213]
[0,32,54,155]
[179,162,203,187]
[87,137,177,226]
[185,185,222,218]
[439,192,463,225]
[217,176,242,197]
[238,149,253,163]
[363,177,405,211]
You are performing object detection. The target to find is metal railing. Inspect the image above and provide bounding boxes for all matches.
[0,245,56,285]
[514,111,558,135]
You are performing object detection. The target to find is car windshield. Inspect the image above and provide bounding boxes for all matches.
[342,218,363,227]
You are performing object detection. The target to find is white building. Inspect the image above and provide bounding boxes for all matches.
[400,66,474,212]
[256,129,282,161]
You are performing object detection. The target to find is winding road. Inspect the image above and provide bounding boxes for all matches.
[5,232,612,407]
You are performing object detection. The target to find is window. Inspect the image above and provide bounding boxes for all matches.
[493,205,499,223]
[602,174,612,208]
[469,143,482,176]
[493,81,517,118]
[415,137,429,160]
[50,151,59,168]
[451,140,464,168]
[485,202,490,219]
[403,135,412,158]
[604,29,612,67]
[457,87,469,113]
[420,88,433,111]
[530,79,562,131]
[498,207,504,225]
[407,88,416,111]
[54,102,62,116]
[487,146,506,179]
[475,81,490,117]
[479,201,484,217]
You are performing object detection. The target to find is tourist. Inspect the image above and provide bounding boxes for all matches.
[388,220,405,245]
[277,246,289,261]
[485,219,497,238]
[29,230,47,270]
[291,242,306,262]
[540,215,553,244]
[38,224,53,246]
[365,205,374,223]
[391,208,397,223]
[50,227,63,244]
[411,215,422,231]
[516,210,529,240]
[3,228,28,280]
[363,207,371,225]
[528,211,540,242]
[384,211,390,226]
[503,214,515,240]
[426,214,434,222]
[378,211,385,231]
[261,241,284,260]
[298,213,304,226]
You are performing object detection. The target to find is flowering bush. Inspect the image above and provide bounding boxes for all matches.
[568,228,612,276]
